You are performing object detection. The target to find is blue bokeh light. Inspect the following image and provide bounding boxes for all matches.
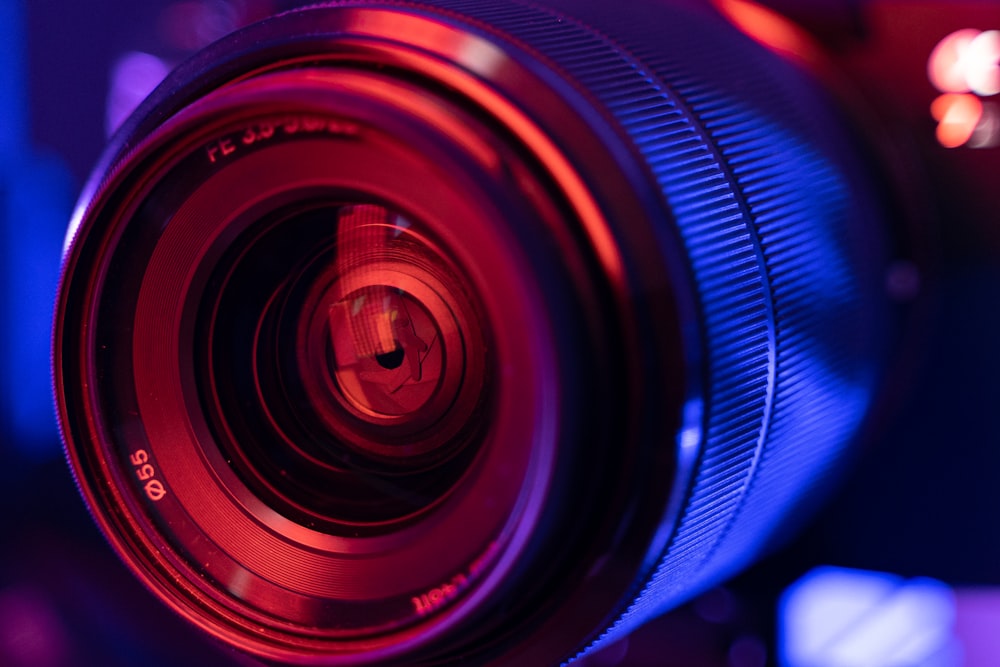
[780,567,959,667]
[0,0,74,457]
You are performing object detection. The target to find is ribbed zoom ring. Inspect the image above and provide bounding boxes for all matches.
[418,0,885,653]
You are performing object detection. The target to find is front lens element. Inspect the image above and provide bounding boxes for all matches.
[204,200,490,527]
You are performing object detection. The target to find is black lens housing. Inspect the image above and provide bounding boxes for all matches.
[55,1,894,664]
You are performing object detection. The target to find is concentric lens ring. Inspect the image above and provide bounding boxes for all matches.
[205,199,491,525]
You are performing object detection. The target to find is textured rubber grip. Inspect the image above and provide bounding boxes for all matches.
[415,0,881,653]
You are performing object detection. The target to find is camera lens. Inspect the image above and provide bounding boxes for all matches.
[55,1,895,664]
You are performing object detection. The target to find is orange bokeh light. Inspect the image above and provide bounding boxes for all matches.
[931,93,984,148]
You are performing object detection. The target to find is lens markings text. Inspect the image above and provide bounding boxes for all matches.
[205,115,360,164]
[130,449,167,502]
[412,574,468,616]
[411,542,499,617]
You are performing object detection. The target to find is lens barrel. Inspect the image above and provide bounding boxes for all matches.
[55,1,893,664]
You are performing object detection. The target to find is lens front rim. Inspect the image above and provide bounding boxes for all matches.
[56,6,696,665]
[56,67,588,662]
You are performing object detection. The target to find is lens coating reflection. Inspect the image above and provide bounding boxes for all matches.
[202,201,490,529]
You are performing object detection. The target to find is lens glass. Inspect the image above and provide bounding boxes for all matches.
[201,200,491,529]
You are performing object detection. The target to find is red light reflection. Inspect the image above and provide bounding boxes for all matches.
[713,0,822,67]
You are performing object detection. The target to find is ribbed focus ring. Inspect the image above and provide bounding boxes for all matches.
[425,0,776,582]
[408,0,877,651]
[422,2,774,568]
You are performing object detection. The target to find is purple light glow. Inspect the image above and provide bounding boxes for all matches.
[0,585,71,667]
[105,51,172,137]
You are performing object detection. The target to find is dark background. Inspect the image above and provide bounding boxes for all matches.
[2,1,1000,665]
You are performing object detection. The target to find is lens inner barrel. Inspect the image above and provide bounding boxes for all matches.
[204,200,490,527]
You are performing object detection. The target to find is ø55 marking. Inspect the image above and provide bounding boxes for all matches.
[129,449,167,502]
